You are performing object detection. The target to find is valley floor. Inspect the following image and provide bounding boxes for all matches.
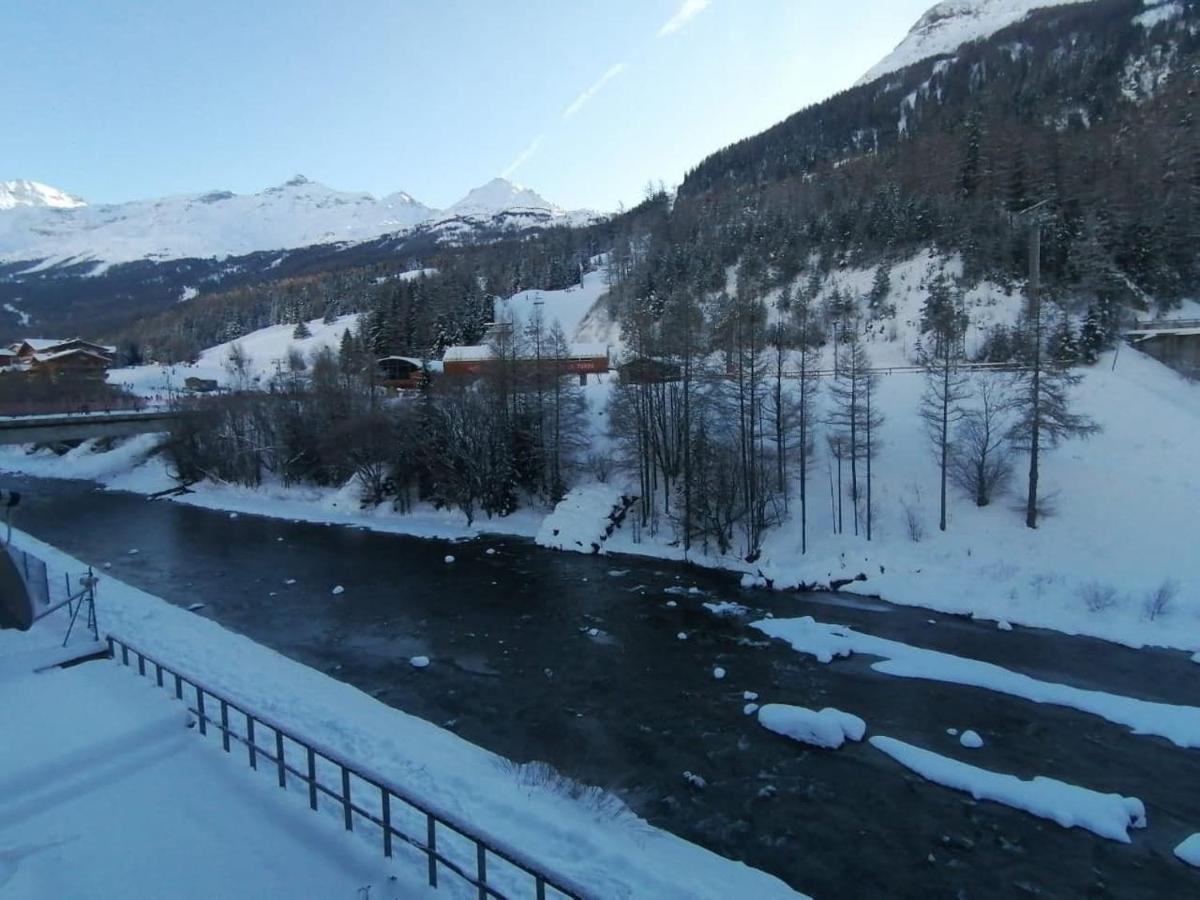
[4,347,1199,657]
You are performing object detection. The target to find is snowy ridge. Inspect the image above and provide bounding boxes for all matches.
[856,0,1095,87]
[0,178,86,210]
[0,176,592,268]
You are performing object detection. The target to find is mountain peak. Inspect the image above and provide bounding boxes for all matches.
[283,174,312,187]
[0,179,87,211]
[855,0,1093,87]
[448,178,557,216]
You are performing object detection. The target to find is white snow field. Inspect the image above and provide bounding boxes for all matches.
[869,736,1148,843]
[0,528,802,900]
[752,615,1200,748]
[757,704,867,749]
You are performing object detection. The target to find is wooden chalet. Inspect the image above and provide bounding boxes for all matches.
[442,343,610,384]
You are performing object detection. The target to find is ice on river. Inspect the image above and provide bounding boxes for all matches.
[870,736,1147,843]
[1175,834,1200,867]
[752,615,1200,748]
[757,704,867,750]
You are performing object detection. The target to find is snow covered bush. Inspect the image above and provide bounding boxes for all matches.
[1079,581,1122,614]
[1141,579,1179,621]
[497,760,629,821]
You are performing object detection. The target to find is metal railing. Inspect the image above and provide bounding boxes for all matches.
[107,635,586,900]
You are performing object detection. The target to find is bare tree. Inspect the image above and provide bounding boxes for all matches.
[950,377,1014,507]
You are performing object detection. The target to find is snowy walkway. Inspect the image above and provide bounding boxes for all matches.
[0,642,438,900]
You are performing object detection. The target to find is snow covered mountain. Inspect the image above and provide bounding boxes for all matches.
[0,179,86,210]
[855,0,1095,86]
[445,178,557,216]
[0,175,589,270]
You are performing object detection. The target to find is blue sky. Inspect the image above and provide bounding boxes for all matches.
[2,1,931,210]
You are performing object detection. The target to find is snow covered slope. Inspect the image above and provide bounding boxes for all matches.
[856,0,1095,86]
[0,176,591,269]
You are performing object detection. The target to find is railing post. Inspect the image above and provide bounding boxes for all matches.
[307,747,317,811]
[247,715,257,769]
[381,790,392,858]
[476,843,487,900]
[137,651,145,677]
[196,686,206,736]
[174,672,183,700]
[536,877,546,900]
[121,644,129,666]
[155,662,163,688]
[275,731,286,789]
[220,700,230,752]
[427,815,438,888]
[341,766,352,831]
[106,636,114,658]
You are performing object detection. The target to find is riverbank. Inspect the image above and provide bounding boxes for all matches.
[2,347,1198,655]
[1,526,801,899]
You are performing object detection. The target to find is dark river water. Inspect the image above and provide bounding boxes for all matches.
[5,473,1199,899]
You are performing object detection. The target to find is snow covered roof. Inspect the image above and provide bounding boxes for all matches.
[443,345,494,362]
[567,342,609,360]
[16,338,69,351]
[442,343,609,363]
[32,348,111,364]
[0,348,16,357]
[1128,328,1200,339]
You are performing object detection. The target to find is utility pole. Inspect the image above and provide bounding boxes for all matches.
[1025,217,1042,529]
[1012,198,1051,530]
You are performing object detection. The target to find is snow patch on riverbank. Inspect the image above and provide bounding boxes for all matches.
[2,528,802,900]
[870,736,1147,843]
[536,484,632,553]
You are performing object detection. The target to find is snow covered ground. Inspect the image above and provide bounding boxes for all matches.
[0,627,440,899]
[108,313,362,398]
[0,528,802,899]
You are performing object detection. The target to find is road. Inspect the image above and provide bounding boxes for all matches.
[5,473,1198,898]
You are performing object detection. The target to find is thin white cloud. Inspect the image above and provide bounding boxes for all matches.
[562,62,629,119]
[657,0,711,37]
[501,133,545,178]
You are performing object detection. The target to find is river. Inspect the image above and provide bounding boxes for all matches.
[5,473,1198,899]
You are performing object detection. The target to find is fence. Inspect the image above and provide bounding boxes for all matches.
[106,635,586,900]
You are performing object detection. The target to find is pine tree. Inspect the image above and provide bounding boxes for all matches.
[919,272,970,531]
[293,319,312,339]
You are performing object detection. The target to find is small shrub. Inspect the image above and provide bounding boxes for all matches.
[1142,579,1179,621]
[588,452,612,484]
[495,759,630,821]
[1079,581,1120,613]
[901,499,924,543]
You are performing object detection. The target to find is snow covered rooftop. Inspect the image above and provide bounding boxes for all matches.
[16,338,69,351]
[33,347,111,363]
[442,343,609,363]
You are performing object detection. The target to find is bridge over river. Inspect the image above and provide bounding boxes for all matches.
[0,408,180,445]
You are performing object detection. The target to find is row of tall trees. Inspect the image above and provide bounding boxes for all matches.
[165,314,591,524]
